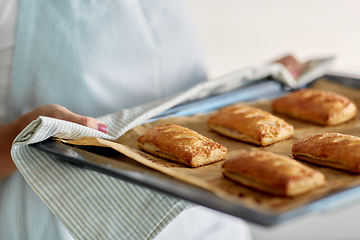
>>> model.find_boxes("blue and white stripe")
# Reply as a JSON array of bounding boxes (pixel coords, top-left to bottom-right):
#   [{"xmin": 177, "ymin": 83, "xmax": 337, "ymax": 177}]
[
  {"xmin": 7, "ymin": 0, "xmax": 208, "ymax": 123},
  {"xmin": 2, "ymin": 0, "xmax": 206, "ymax": 239}
]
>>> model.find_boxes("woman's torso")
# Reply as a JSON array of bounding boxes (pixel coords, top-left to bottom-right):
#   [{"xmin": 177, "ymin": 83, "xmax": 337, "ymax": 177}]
[
  {"xmin": 0, "ymin": 1, "xmax": 207, "ymax": 239},
  {"xmin": 5, "ymin": 0, "xmax": 208, "ymax": 123}
]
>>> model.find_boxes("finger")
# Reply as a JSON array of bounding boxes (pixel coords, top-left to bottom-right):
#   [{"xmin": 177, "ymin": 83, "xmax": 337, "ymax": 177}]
[
  {"xmin": 275, "ymin": 55, "xmax": 303, "ymax": 78},
  {"xmin": 54, "ymin": 107, "xmax": 108, "ymax": 134},
  {"xmin": 73, "ymin": 115, "xmax": 108, "ymax": 134}
]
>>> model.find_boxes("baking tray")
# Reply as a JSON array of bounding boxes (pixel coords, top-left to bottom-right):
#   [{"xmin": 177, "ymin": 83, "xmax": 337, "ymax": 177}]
[{"xmin": 30, "ymin": 74, "xmax": 360, "ymax": 226}]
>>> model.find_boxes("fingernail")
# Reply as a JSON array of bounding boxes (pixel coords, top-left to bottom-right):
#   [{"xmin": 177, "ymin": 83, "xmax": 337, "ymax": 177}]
[
  {"xmin": 97, "ymin": 123, "xmax": 108, "ymax": 134},
  {"xmin": 291, "ymin": 70, "xmax": 298, "ymax": 79}
]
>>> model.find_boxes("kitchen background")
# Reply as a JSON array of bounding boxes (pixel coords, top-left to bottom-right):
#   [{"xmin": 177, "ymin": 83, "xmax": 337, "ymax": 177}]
[
  {"xmin": 185, "ymin": 1, "xmax": 360, "ymax": 239},
  {"xmin": 186, "ymin": 0, "xmax": 360, "ymax": 78}
]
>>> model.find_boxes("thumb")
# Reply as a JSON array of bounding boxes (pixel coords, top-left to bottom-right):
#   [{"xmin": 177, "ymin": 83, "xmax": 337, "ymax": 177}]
[
  {"xmin": 78, "ymin": 116, "xmax": 108, "ymax": 134},
  {"xmin": 62, "ymin": 110, "xmax": 108, "ymax": 134},
  {"xmin": 275, "ymin": 55, "xmax": 303, "ymax": 79}
]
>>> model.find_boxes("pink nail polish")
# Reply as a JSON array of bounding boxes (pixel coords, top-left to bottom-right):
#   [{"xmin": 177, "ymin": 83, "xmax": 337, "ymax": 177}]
[{"xmin": 97, "ymin": 123, "xmax": 108, "ymax": 134}]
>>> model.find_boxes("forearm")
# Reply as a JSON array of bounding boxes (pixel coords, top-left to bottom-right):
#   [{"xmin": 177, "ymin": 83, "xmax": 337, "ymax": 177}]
[{"xmin": 0, "ymin": 118, "xmax": 25, "ymax": 180}]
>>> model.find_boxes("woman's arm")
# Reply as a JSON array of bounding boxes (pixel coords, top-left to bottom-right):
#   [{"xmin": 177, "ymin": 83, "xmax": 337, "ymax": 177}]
[{"xmin": 0, "ymin": 104, "xmax": 108, "ymax": 180}]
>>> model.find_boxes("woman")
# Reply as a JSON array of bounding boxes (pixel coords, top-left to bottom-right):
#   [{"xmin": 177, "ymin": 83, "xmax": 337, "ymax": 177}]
[{"xmin": 0, "ymin": 0, "xmax": 301, "ymax": 239}]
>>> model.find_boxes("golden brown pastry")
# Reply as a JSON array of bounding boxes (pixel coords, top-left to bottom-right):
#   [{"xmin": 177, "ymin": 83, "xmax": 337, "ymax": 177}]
[
  {"xmin": 272, "ymin": 89, "xmax": 357, "ymax": 125},
  {"xmin": 207, "ymin": 106, "xmax": 294, "ymax": 146},
  {"xmin": 222, "ymin": 151, "xmax": 325, "ymax": 196},
  {"xmin": 292, "ymin": 133, "xmax": 360, "ymax": 173},
  {"xmin": 138, "ymin": 123, "xmax": 227, "ymax": 167}
]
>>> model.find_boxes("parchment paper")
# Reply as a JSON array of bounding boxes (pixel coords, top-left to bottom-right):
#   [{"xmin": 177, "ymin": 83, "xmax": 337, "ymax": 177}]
[{"xmin": 64, "ymin": 78, "xmax": 360, "ymax": 214}]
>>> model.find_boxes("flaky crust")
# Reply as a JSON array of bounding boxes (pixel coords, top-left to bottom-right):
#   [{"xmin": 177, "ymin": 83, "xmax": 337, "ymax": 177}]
[
  {"xmin": 272, "ymin": 89, "xmax": 358, "ymax": 125},
  {"xmin": 292, "ymin": 133, "xmax": 360, "ymax": 173},
  {"xmin": 222, "ymin": 151, "xmax": 325, "ymax": 196},
  {"xmin": 207, "ymin": 106, "xmax": 294, "ymax": 146},
  {"xmin": 138, "ymin": 123, "xmax": 227, "ymax": 167}
]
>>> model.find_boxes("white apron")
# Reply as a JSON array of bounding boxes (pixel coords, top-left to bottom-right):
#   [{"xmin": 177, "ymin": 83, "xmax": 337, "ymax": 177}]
[{"xmin": 1, "ymin": 0, "xmax": 208, "ymax": 239}]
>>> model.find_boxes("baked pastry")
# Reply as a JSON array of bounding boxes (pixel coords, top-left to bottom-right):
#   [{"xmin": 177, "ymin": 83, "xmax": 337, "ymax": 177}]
[
  {"xmin": 222, "ymin": 151, "xmax": 325, "ymax": 196},
  {"xmin": 137, "ymin": 123, "xmax": 227, "ymax": 167},
  {"xmin": 207, "ymin": 106, "xmax": 294, "ymax": 146},
  {"xmin": 292, "ymin": 133, "xmax": 360, "ymax": 173},
  {"xmin": 272, "ymin": 89, "xmax": 357, "ymax": 125}
]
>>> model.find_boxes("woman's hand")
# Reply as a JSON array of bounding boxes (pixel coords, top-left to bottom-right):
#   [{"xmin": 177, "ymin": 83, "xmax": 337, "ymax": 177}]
[
  {"xmin": 19, "ymin": 104, "xmax": 108, "ymax": 133},
  {"xmin": 0, "ymin": 104, "xmax": 108, "ymax": 180},
  {"xmin": 275, "ymin": 55, "xmax": 303, "ymax": 79}
]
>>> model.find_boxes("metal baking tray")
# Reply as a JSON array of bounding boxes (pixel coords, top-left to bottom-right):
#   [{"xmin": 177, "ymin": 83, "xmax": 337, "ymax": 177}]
[{"xmin": 30, "ymin": 74, "xmax": 360, "ymax": 226}]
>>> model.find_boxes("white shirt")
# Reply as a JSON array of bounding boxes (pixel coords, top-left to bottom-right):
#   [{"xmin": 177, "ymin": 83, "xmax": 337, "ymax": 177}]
[{"xmin": 0, "ymin": 0, "xmax": 17, "ymax": 124}]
